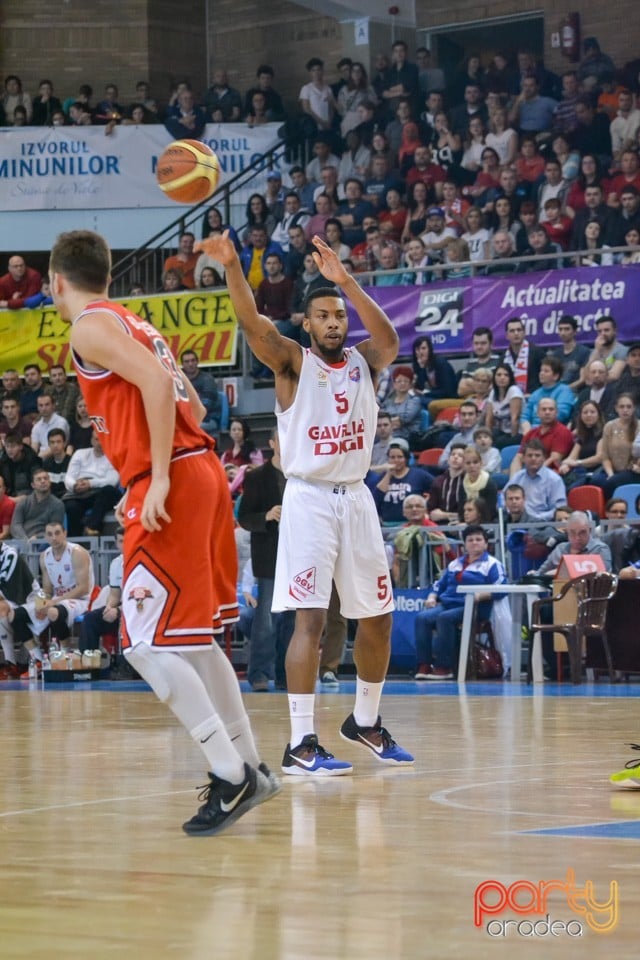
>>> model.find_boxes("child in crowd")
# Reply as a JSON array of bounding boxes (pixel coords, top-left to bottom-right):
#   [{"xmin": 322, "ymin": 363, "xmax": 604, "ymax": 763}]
[
  {"xmin": 23, "ymin": 280, "xmax": 53, "ymax": 309},
  {"xmin": 442, "ymin": 238, "xmax": 472, "ymax": 279},
  {"xmin": 473, "ymin": 427, "xmax": 501, "ymax": 474},
  {"xmin": 541, "ymin": 198, "xmax": 573, "ymax": 251}
]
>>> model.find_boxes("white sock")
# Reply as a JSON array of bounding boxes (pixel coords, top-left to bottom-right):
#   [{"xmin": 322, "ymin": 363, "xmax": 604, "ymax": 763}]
[
  {"xmin": 353, "ymin": 677, "xmax": 384, "ymax": 728},
  {"xmin": 288, "ymin": 693, "xmax": 315, "ymax": 746},
  {"xmin": 187, "ymin": 646, "xmax": 262, "ymax": 767},
  {"xmin": 190, "ymin": 718, "xmax": 246, "ymax": 784},
  {"xmin": 225, "ymin": 717, "xmax": 261, "ymax": 769}
]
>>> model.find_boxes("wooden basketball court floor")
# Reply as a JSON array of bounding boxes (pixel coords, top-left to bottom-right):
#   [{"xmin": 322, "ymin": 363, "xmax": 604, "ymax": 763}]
[{"xmin": 1, "ymin": 679, "xmax": 640, "ymax": 960}]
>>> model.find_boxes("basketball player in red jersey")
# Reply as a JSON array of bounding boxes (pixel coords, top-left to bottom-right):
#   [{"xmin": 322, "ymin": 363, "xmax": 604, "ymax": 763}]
[
  {"xmin": 196, "ymin": 231, "xmax": 414, "ymax": 774},
  {"xmin": 49, "ymin": 230, "xmax": 280, "ymax": 836}
]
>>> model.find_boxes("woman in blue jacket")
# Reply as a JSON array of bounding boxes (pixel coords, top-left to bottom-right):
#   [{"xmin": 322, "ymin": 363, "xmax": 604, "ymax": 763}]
[{"xmin": 414, "ymin": 524, "xmax": 507, "ymax": 679}]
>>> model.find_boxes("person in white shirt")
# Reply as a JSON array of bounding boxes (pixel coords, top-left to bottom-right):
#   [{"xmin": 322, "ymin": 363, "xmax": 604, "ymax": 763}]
[
  {"xmin": 610, "ymin": 90, "xmax": 640, "ymax": 166},
  {"xmin": 63, "ymin": 433, "xmax": 121, "ymax": 536},
  {"xmin": 30, "ymin": 392, "xmax": 69, "ymax": 457},
  {"xmin": 299, "ymin": 58, "xmax": 336, "ymax": 133}
]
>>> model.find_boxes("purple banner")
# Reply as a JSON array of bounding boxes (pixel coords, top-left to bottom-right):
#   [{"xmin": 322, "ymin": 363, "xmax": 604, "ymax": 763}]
[{"xmin": 345, "ymin": 265, "xmax": 640, "ymax": 355}]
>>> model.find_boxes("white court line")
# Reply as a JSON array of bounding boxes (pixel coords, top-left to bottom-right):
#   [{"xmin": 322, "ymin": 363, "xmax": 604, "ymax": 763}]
[
  {"xmin": 0, "ymin": 788, "xmax": 194, "ymax": 820},
  {"xmin": 429, "ymin": 778, "xmax": 618, "ymax": 822}
]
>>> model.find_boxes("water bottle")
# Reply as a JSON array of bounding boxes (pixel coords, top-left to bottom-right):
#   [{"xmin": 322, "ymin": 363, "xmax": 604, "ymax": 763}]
[
  {"xmin": 28, "ymin": 658, "xmax": 37, "ymax": 680},
  {"xmin": 42, "ymin": 653, "xmax": 52, "ymax": 671}
]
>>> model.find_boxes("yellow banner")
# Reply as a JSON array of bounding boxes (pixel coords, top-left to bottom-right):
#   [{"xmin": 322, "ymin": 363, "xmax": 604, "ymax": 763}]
[{"xmin": 0, "ymin": 289, "xmax": 238, "ymax": 373}]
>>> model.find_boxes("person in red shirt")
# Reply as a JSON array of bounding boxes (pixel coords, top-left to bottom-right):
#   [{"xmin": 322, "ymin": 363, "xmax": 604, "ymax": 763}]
[
  {"xmin": 162, "ymin": 231, "xmax": 200, "ymax": 289},
  {"xmin": 607, "ymin": 150, "xmax": 640, "ymax": 206},
  {"xmin": 0, "ymin": 476, "xmax": 16, "ymax": 539},
  {"xmin": 510, "ymin": 397, "xmax": 574, "ymax": 475},
  {"xmin": 49, "ymin": 228, "xmax": 279, "ymax": 837},
  {"xmin": 515, "ymin": 136, "xmax": 546, "ymax": 183},
  {"xmin": 541, "ymin": 198, "xmax": 573, "ymax": 250},
  {"xmin": 405, "ymin": 144, "xmax": 447, "ymax": 199},
  {"xmin": 0, "ymin": 255, "xmax": 41, "ymax": 309}
]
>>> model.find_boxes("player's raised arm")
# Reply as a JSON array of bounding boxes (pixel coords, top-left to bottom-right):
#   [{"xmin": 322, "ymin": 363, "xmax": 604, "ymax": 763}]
[
  {"xmin": 195, "ymin": 233, "xmax": 300, "ymax": 375},
  {"xmin": 310, "ymin": 235, "xmax": 399, "ymax": 373}
]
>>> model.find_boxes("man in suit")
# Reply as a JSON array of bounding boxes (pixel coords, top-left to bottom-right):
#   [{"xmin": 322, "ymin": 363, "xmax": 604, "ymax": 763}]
[
  {"xmin": 575, "ymin": 360, "xmax": 618, "ymax": 421},
  {"xmin": 237, "ymin": 429, "xmax": 294, "ymax": 691}
]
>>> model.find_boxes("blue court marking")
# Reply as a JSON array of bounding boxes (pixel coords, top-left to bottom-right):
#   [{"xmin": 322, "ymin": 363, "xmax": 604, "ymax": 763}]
[
  {"xmin": 5, "ymin": 678, "xmax": 640, "ymax": 697},
  {"xmin": 523, "ymin": 820, "xmax": 640, "ymax": 840}
]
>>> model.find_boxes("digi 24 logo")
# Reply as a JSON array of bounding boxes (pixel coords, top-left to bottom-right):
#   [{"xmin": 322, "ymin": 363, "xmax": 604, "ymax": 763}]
[{"xmin": 414, "ymin": 287, "xmax": 465, "ymax": 347}]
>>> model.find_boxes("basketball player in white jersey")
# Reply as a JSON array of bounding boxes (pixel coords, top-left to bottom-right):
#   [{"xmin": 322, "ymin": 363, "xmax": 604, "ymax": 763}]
[
  {"xmin": 196, "ymin": 232, "xmax": 414, "ymax": 774},
  {"xmin": 10, "ymin": 521, "xmax": 94, "ymax": 670}
]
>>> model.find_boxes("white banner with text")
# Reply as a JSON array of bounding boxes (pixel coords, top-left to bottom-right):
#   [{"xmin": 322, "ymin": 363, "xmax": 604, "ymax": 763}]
[{"xmin": 0, "ymin": 123, "xmax": 282, "ymax": 211}]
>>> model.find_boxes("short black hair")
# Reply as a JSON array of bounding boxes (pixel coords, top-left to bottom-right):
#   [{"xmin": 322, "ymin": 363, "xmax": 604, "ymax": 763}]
[
  {"xmin": 303, "ymin": 285, "xmax": 340, "ymax": 316},
  {"xmin": 472, "ymin": 326, "xmax": 493, "ymax": 341},
  {"xmin": 462, "ymin": 524, "xmax": 488, "ymax": 542},
  {"xmin": 596, "ymin": 315, "xmax": 617, "ymax": 329},
  {"xmin": 557, "ymin": 314, "xmax": 577, "ymax": 330},
  {"xmin": 257, "ymin": 64, "xmax": 274, "ymax": 77}
]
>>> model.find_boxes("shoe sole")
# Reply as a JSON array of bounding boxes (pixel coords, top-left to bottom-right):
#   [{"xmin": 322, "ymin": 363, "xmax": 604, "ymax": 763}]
[
  {"xmin": 281, "ymin": 762, "xmax": 352, "ymax": 777},
  {"xmin": 610, "ymin": 775, "xmax": 640, "ymax": 789},
  {"xmin": 255, "ymin": 767, "xmax": 283, "ymax": 804},
  {"xmin": 182, "ymin": 792, "xmax": 259, "ymax": 837},
  {"xmin": 339, "ymin": 731, "xmax": 415, "ymax": 765}
]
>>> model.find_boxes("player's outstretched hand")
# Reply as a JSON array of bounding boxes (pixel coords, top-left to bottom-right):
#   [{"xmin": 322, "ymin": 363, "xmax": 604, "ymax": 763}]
[
  {"xmin": 141, "ymin": 477, "xmax": 172, "ymax": 532},
  {"xmin": 311, "ymin": 235, "xmax": 349, "ymax": 285},
  {"xmin": 194, "ymin": 230, "xmax": 237, "ymax": 267}
]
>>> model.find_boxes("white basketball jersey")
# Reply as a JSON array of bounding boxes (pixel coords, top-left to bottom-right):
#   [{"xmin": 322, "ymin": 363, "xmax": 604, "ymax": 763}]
[
  {"xmin": 277, "ymin": 347, "xmax": 377, "ymax": 483},
  {"xmin": 43, "ymin": 543, "xmax": 94, "ymax": 600}
]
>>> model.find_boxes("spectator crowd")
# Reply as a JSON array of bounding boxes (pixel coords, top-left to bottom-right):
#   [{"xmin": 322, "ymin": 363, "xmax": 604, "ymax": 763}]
[{"xmin": 4, "ymin": 34, "xmax": 640, "ymax": 682}]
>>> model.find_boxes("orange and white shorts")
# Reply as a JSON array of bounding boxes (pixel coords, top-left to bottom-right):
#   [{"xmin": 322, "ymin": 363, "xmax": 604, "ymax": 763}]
[{"xmin": 121, "ymin": 450, "xmax": 238, "ymax": 651}]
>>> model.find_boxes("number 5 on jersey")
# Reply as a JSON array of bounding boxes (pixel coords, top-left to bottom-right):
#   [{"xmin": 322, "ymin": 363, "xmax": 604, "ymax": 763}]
[{"xmin": 334, "ymin": 391, "xmax": 349, "ymax": 414}]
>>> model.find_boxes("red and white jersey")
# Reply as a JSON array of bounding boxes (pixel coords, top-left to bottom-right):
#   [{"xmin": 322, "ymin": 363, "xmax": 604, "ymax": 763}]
[
  {"xmin": 42, "ymin": 542, "xmax": 94, "ymax": 600},
  {"xmin": 276, "ymin": 347, "xmax": 376, "ymax": 484},
  {"xmin": 72, "ymin": 300, "xmax": 212, "ymax": 487}
]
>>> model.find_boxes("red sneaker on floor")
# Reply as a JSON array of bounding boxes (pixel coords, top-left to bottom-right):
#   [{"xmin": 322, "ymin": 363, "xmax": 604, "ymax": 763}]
[
  {"xmin": 415, "ymin": 663, "xmax": 432, "ymax": 680},
  {"xmin": 426, "ymin": 666, "xmax": 454, "ymax": 680}
]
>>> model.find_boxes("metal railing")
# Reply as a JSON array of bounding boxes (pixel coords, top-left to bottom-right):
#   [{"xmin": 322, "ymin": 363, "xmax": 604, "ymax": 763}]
[
  {"xmin": 355, "ymin": 244, "xmax": 640, "ymax": 285},
  {"xmin": 109, "ymin": 138, "xmax": 293, "ymax": 297}
]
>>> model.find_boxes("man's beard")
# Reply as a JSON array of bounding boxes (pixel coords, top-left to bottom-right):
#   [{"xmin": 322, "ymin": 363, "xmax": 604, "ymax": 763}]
[{"xmin": 311, "ymin": 332, "xmax": 346, "ymax": 362}]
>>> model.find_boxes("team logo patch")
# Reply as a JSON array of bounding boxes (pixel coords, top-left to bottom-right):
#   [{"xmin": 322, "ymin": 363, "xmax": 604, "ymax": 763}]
[
  {"xmin": 290, "ymin": 566, "xmax": 316, "ymax": 601},
  {"xmin": 129, "ymin": 585, "xmax": 154, "ymax": 611},
  {"xmin": 317, "ymin": 369, "xmax": 328, "ymax": 388},
  {"xmin": 349, "ymin": 367, "xmax": 360, "ymax": 382}
]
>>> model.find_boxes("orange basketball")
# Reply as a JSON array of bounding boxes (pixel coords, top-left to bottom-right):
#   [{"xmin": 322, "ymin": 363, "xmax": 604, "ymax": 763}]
[{"xmin": 156, "ymin": 139, "xmax": 221, "ymax": 204}]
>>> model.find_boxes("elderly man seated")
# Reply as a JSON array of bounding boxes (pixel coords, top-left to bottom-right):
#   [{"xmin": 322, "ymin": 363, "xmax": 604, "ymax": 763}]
[
  {"xmin": 388, "ymin": 494, "xmax": 448, "ymax": 587},
  {"xmin": 531, "ymin": 510, "xmax": 612, "ymax": 679}
]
